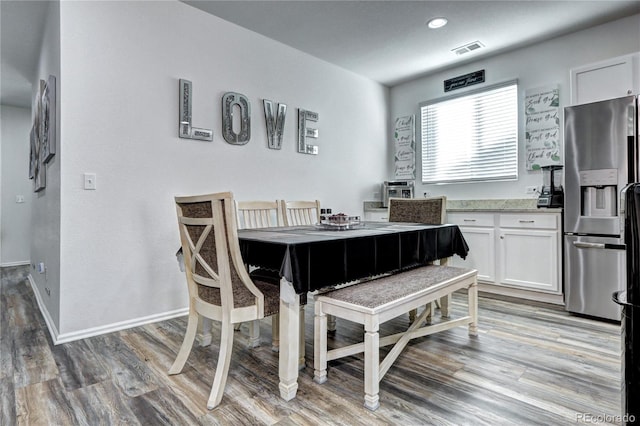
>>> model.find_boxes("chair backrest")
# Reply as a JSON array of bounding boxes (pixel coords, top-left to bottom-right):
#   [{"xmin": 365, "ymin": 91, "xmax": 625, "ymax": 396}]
[
  {"xmin": 282, "ymin": 200, "xmax": 321, "ymax": 226},
  {"xmin": 387, "ymin": 196, "xmax": 447, "ymax": 225},
  {"xmin": 175, "ymin": 191, "xmax": 266, "ymax": 317},
  {"xmin": 235, "ymin": 200, "xmax": 284, "ymax": 229}
]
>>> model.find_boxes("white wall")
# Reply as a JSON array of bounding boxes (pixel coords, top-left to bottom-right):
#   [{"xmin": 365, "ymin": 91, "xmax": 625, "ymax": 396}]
[
  {"xmin": 390, "ymin": 14, "xmax": 640, "ymax": 201},
  {"xmin": 51, "ymin": 1, "xmax": 389, "ymax": 339},
  {"xmin": 0, "ymin": 106, "xmax": 32, "ymax": 266},
  {"xmin": 30, "ymin": 0, "xmax": 62, "ymax": 334}
]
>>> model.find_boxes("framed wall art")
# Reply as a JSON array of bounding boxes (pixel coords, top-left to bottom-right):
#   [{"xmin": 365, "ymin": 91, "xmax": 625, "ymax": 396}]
[
  {"xmin": 40, "ymin": 75, "xmax": 56, "ymax": 163},
  {"xmin": 29, "ymin": 126, "xmax": 37, "ymax": 180},
  {"xmin": 393, "ymin": 115, "xmax": 416, "ymax": 180},
  {"xmin": 525, "ymin": 84, "xmax": 560, "ymax": 170},
  {"xmin": 31, "ymin": 79, "xmax": 46, "ymax": 192}
]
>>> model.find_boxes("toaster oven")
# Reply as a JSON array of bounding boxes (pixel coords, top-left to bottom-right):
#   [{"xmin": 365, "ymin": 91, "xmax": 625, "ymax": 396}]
[{"xmin": 382, "ymin": 181, "xmax": 414, "ymax": 207}]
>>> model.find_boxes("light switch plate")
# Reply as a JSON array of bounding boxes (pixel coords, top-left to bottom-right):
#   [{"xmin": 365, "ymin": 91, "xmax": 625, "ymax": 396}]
[{"xmin": 84, "ymin": 173, "xmax": 97, "ymax": 190}]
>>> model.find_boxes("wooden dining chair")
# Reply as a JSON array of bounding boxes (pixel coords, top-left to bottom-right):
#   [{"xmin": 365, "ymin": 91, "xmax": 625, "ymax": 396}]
[
  {"xmin": 235, "ymin": 200, "xmax": 285, "ymax": 349},
  {"xmin": 169, "ymin": 191, "xmax": 282, "ymax": 409},
  {"xmin": 387, "ymin": 196, "xmax": 449, "ymax": 320},
  {"xmin": 282, "ymin": 200, "xmax": 321, "ymax": 226},
  {"xmin": 236, "ymin": 200, "xmax": 285, "ymax": 229},
  {"xmin": 387, "ymin": 196, "xmax": 447, "ymax": 224}
]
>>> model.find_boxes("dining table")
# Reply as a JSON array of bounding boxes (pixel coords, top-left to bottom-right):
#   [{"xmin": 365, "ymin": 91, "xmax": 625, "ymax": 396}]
[{"xmin": 237, "ymin": 221, "xmax": 469, "ymax": 401}]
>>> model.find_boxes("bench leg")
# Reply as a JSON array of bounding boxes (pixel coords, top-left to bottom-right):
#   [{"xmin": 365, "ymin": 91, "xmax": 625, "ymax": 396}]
[
  {"xmin": 440, "ymin": 295, "xmax": 450, "ymax": 319},
  {"xmin": 468, "ymin": 280, "xmax": 478, "ymax": 336},
  {"xmin": 408, "ymin": 308, "xmax": 417, "ymax": 323},
  {"xmin": 327, "ymin": 314, "xmax": 337, "ymax": 334},
  {"xmin": 363, "ymin": 323, "xmax": 380, "ymax": 411},
  {"xmin": 313, "ymin": 304, "xmax": 328, "ymax": 384}
]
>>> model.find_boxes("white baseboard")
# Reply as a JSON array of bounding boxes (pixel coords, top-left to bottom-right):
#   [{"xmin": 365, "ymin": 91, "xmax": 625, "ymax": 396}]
[
  {"xmin": 1, "ymin": 260, "xmax": 31, "ymax": 267},
  {"xmin": 27, "ymin": 274, "xmax": 60, "ymax": 343},
  {"xmin": 478, "ymin": 282, "xmax": 565, "ymax": 305},
  {"xmin": 55, "ymin": 307, "xmax": 189, "ymax": 345},
  {"xmin": 26, "ymin": 274, "xmax": 188, "ymax": 345}
]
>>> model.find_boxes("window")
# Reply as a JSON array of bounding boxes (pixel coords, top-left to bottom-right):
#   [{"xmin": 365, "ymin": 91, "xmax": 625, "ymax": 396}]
[{"xmin": 420, "ymin": 81, "xmax": 518, "ymax": 184}]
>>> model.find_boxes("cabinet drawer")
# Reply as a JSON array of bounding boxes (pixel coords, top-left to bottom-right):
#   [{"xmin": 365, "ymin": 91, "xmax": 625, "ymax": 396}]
[
  {"xmin": 499, "ymin": 213, "xmax": 558, "ymax": 230},
  {"xmin": 447, "ymin": 212, "xmax": 495, "ymax": 227}
]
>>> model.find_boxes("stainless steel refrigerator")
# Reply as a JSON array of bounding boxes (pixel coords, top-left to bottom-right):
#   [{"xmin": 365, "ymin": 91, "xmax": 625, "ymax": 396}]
[{"xmin": 564, "ymin": 95, "xmax": 639, "ymax": 321}]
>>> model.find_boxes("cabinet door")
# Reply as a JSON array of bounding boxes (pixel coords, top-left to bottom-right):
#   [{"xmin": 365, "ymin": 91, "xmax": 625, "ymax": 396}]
[
  {"xmin": 450, "ymin": 226, "xmax": 495, "ymax": 283},
  {"xmin": 571, "ymin": 53, "xmax": 639, "ymax": 105},
  {"xmin": 498, "ymin": 229, "xmax": 560, "ymax": 293}
]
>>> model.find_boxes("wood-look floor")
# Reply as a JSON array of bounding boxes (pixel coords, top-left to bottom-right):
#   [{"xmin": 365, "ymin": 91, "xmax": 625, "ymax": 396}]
[{"xmin": 1, "ymin": 265, "xmax": 623, "ymax": 425}]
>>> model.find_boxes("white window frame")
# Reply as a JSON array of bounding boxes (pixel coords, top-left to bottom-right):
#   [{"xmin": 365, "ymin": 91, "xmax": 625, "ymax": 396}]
[{"xmin": 420, "ymin": 80, "xmax": 518, "ymax": 184}]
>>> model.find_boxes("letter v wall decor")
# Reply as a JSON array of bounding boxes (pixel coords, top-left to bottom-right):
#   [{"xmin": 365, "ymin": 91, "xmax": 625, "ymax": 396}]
[{"xmin": 263, "ymin": 100, "xmax": 287, "ymax": 149}]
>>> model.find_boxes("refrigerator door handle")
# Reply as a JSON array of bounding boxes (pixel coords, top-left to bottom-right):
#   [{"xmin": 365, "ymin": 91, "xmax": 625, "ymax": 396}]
[
  {"xmin": 612, "ymin": 290, "xmax": 631, "ymax": 307},
  {"xmin": 572, "ymin": 241, "xmax": 605, "ymax": 249},
  {"xmin": 572, "ymin": 241, "xmax": 626, "ymax": 250}
]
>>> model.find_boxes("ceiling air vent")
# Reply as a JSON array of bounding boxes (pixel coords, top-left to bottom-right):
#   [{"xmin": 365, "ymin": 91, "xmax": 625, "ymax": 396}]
[{"xmin": 452, "ymin": 41, "xmax": 485, "ymax": 56}]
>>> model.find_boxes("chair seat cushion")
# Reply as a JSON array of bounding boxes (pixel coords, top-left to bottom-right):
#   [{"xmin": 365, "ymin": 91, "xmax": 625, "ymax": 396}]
[{"xmin": 253, "ymin": 279, "xmax": 282, "ymax": 317}]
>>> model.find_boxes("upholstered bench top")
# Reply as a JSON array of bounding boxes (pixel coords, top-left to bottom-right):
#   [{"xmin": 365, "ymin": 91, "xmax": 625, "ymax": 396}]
[{"xmin": 317, "ymin": 265, "xmax": 475, "ymax": 309}]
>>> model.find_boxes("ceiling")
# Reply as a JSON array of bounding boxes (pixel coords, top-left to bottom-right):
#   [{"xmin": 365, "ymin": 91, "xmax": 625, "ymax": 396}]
[
  {"xmin": 183, "ymin": 0, "xmax": 640, "ymax": 85},
  {"xmin": 2, "ymin": 1, "xmax": 639, "ymax": 109},
  {"xmin": 0, "ymin": 1, "xmax": 50, "ymax": 108}
]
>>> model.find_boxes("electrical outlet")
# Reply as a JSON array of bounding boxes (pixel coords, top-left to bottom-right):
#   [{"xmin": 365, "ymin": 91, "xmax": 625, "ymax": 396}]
[
  {"xmin": 423, "ymin": 192, "xmax": 431, "ymax": 198},
  {"xmin": 525, "ymin": 186, "xmax": 538, "ymax": 194}
]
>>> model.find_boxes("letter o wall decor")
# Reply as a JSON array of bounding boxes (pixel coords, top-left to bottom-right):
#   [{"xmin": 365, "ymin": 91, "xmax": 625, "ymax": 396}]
[{"xmin": 222, "ymin": 92, "xmax": 251, "ymax": 145}]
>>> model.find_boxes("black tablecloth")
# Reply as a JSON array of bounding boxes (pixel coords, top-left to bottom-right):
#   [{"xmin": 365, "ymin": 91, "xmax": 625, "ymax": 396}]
[{"xmin": 238, "ymin": 222, "xmax": 469, "ymax": 294}]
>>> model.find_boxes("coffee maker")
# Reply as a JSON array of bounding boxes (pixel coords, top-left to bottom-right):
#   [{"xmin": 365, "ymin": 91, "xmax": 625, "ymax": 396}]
[{"xmin": 537, "ymin": 165, "xmax": 564, "ymax": 208}]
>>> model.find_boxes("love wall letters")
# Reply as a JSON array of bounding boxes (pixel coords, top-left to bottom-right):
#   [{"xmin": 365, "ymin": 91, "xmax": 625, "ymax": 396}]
[{"xmin": 178, "ymin": 79, "xmax": 315, "ymax": 153}]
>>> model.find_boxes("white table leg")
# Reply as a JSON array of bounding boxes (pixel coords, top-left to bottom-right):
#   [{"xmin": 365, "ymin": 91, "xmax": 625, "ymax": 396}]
[
  {"xmin": 279, "ymin": 277, "xmax": 300, "ymax": 401},
  {"xmin": 299, "ymin": 305, "xmax": 306, "ymax": 369},
  {"xmin": 271, "ymin": 314, "xmax": 280, "ymax": 352}
]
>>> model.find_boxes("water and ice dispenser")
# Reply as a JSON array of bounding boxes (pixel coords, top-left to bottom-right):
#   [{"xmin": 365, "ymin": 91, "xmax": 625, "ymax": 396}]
[{"xmin": 580, "ymin": 169, "xmax": 618, "ymax": 217}]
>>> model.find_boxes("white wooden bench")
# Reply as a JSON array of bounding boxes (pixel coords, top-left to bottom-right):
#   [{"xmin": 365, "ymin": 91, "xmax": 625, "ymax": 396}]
[{"xmin": 313, "ymin": 264, "xmax": 478, "ymax": 411}]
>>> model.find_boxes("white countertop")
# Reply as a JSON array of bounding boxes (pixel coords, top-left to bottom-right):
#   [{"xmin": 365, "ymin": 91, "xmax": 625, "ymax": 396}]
[{"xmin": 364, "ymin": 199, "xmax": 562, "ymax": 213}]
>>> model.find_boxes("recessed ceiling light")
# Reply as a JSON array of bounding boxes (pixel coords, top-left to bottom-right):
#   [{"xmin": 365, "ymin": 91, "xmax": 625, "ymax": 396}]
[{"xmin": 427, "ymin": 17, "xmax": 448, "ymax": 29}]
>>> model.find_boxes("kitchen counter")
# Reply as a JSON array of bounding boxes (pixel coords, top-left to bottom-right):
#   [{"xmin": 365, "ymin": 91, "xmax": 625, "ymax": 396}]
[
  {"xmin": 364, "ymin": 199, "xmax": 562, "ymax": 213},
  {"xmin": 446, "ymin": 199, "xmax": 562, "ymax": 213}
]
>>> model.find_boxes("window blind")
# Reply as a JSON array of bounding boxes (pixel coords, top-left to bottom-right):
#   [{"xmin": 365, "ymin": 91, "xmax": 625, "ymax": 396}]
[{"xmin": 420, "ymin": 82, "xmax": 518, "ymax": 184}]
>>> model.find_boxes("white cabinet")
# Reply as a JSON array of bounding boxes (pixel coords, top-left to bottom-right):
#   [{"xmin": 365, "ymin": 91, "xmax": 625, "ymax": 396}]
[
  {"xmin": 570, "ymin": 53, "xmax": 639, "ymax": 105},
  {"xmin": 448, "ymin": 212, "xmax": 495, "ymax": 283},
  {"xmin": 448, "ymin": 210, "xmax": 562, "ymax": 302},
  {"xmin": 497, "ymin": 214, "xmax": 561, "ymax": 293}
]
